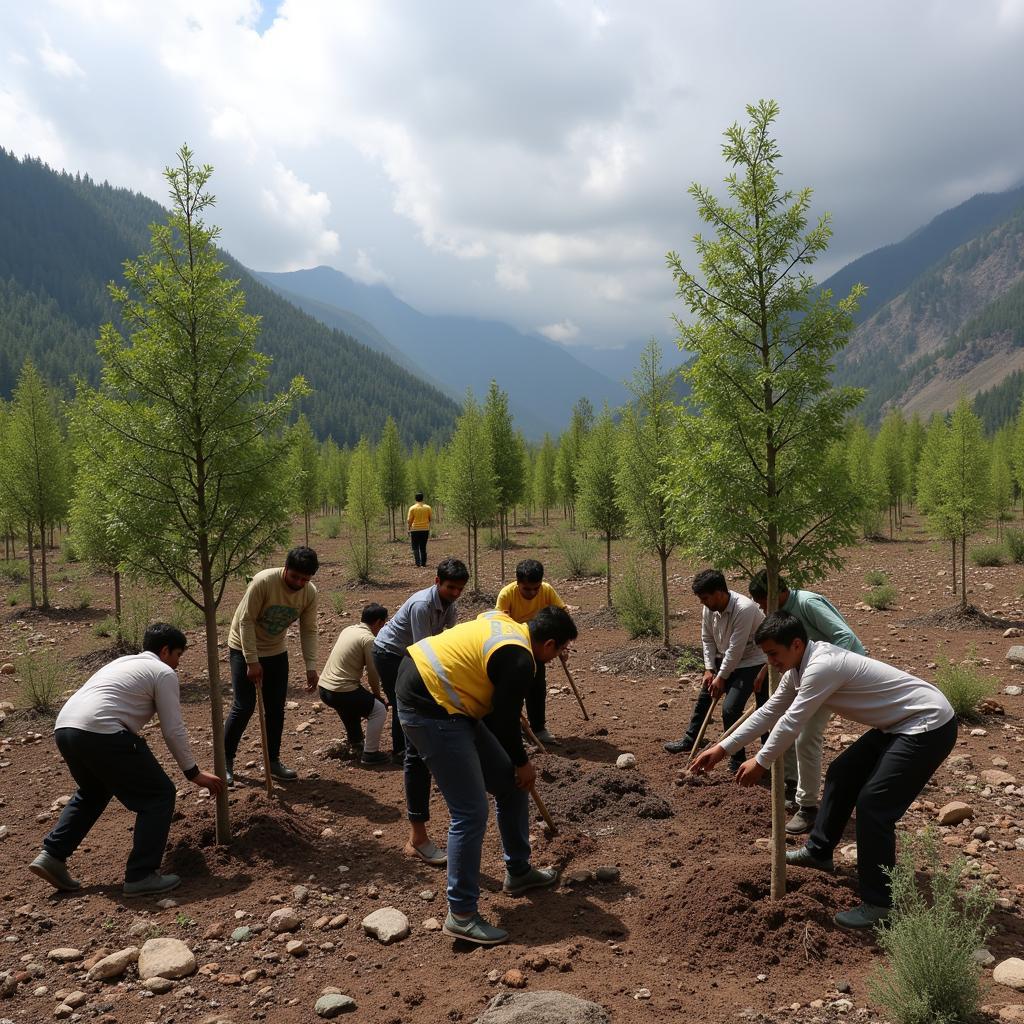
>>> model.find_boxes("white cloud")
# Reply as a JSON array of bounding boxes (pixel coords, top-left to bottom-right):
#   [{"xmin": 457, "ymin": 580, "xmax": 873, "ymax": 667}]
[
  {"xmin": 495, "ymin": 258, "xmax": 529, "ymax": 293},
  {"xmin": 38, "ymin": 37, "xmax": 85, "ymax": 79},
  {"xmin": 352, "ymin": 248, "xmax": 389, "ymax": 285},
  {"xmin": 538, "ymin": 318, "xmax": 581, "ymax": 343}
]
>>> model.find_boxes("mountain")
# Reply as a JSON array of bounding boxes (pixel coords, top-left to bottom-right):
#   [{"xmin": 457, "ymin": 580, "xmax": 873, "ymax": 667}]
[
  {"xmin": 826, "ymin": 183, "xmax": 1024, "ymax": 426},
  {"xmin": 256, "ymin": 266, "xmax": 628, "ymax": 437},
  {"xmin": 0, "ymin": 149, "xmax": 459, "ymax": 445}
]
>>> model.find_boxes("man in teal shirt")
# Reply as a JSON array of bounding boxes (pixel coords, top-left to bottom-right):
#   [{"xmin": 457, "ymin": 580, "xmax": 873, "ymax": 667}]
[{"xmin": 748, "ymin": 571, "xmax": 866, "ymax": 834}]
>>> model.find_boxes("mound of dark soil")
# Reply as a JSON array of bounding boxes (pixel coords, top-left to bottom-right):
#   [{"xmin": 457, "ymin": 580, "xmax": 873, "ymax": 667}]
[
  {"xmin": 595, "ymin": 642, "xmax": 688, "ymax": 677},
  {"xmin": 902, "ymin": 603, "xmax": 1024, "ymax": 630},
  {"xmin": 538, "ymin": 757, "xmax": 673, "ymax": 823},
  {"xmin": 455, "ymin": 591, "xmax": 500, "ymax": 616},
  {"xmin": 73, "ymin": 639, "xmax": 139, "ymax": 671}
]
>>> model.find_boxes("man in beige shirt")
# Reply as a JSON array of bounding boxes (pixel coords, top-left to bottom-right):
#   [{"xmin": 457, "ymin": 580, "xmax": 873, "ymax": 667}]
[
  {"xmin": 319, "ymin": 604, "xmax": 390, "ymax": 766},
  {"xmin": 224, "ymin": 546, "xmax": 319, "ymax": 785}
]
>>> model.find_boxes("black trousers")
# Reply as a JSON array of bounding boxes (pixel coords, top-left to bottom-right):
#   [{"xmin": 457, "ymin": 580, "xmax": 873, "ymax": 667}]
[
  {"xmin": 44, "ymin": 728, "xmax": 177, "ymax": 883},
  {"xmin": 805, "ymin": 717, "xmax": 958, "ymax": 906},
  {"xmin": 683, "ymin": 663, "xmax": 766, "ymax": 771},
  {"xmin": 223, "ymin": 648, "xmax": 289, "ymax": 763},
  {"xmin": 525, "ymin": 660, "xmax": 547, "ymax": 731},
  {"xmin": 410, "ymin": 530, "xmax": 430, "ymax": 567},
  {"xmin": 373, "ymin": 648, "xmax": 406, "ymax": 755},
  {"xmin": 319, "ymin": 685, "xmax": 375, "ymax": 747}
]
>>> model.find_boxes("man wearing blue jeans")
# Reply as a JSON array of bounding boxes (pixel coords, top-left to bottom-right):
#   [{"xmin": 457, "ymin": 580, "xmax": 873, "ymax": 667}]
[{"xmin": 396, "ymin": 606, "xmax": 577, "ymax": 945}]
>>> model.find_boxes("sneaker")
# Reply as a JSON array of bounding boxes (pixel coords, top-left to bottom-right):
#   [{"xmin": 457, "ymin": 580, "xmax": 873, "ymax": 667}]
[
  {"xmin": 785, "ymin": 805, "xmax": 818, "ymax": 835},
  {"xmin": 442, "ymin": 912, "xmax": 508, "ymax": 945},
  {"xmin": 391, "ymin": 751, "xmax": 405, "ymax": 765},
  {"xmin": 29, "ymin": 852, "xmax": 81, "ymax": 893},
  {"xmin": 269, "ymin": 761, "xmax": 297, "ymax": 781},
  {"xmin": 405, "ymin": 840, "xmax": 448, "ymax": 867},
  {"xmin": 123, "ymin": 873, "xmax": 181, "ymax": 897},
  {"xmin": 502, "ymin": 866, "xmax": 559, "ymax": 896},
  {"xmin": 834, "ymin": 903, "xmax": 890, "ymax": 930},
  {"xmin": 225, "ymin": 761, "xmax": 234, "ymax": 787},
  {"xmin": 360, "ymin": 751, "xmax": 389, "ymax": 766},
  {"xmin": 533, "ymin": 728, "xmax": 558, "ymax": 746},
  {"xmin": 663, "ymin": 737, "xmax": 706, "ymax": 755},
  {"xmin": 784, "ymin": 778, "xmax": 797, "ymax": 811},
  {"xmin": 785, "ymin": 845, "xmax": 834, "ymax": 873}
]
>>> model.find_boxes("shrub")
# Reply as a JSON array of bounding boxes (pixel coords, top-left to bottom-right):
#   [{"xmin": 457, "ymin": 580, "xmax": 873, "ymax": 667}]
[
  {"xmin": 1005, "ymin": 528, "xmax": 1024, "ymax": 565},
  {"xmin": 170, "ymin": 596, "xmax": 205, "ymax": 631},
  {"xmin": 92, "ymin": 616, "xmax": 116, "ymax": 639},
  {"xmin": 865, "ymin": 569, "xmax": 888, "ymax": 586},
  {"xmin": 18, "ymin": 649, "xmax": 66, "ymax": 715},
  {"xmin": 870, "ymin": 830, "xmax": 994, "ymax": 1024},
  {"xmin": 0, "ymin": 560, "xmax": 28, "ymax": 584},
  {"xmin": 347, "ymin": 537, "xmax": 379, "ymax": 584},
  {"xmin": 74, "ymin": 589, "xmax": 92, "ymax": 611},
  {"xmin": 321, "ymin": 516, "xmax": 341, "ymax": 540},
  {"xmin": 330, "ymin": 592, "xmax": 346, "ymax": 616},
  {"xmin": 864, "ymin": 584, "xmax": 898, "ymax": 610},
  {"xmin": 120, "ymin": 590, "xmax": 156, "ymax": 650},
  {"xmin": 614, "ymin": 561, "xmax": 663, "ymax": 638},
  {"xmin": 61, "ymin": 534, "xmax": 80, "ymax": 563},
  {"xmin": 554, "ymin": 528, "xmax": 600, "ymax": 579},
  {"xmin": 676, "ymin": 648, "xmax": 703, "ymax": 673},
  {"xmin": 969, "ymin": 543, "xmax": 1007, "ymax": 567},
  {"xmin": 933, "ymin": 658, "xmax": 997, "ymax": 721}
]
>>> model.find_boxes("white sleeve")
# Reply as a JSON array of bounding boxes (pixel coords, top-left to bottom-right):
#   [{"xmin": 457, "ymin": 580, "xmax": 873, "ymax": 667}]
[{"xmin": 153, "ymin": 668, "xmax": 198, "ymax": 774}]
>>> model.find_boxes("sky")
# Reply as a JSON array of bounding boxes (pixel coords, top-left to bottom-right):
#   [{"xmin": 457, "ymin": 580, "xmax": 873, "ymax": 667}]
[{"xmin": 2, "ymin": 0, "xmax": 1024, "ymax": 355}]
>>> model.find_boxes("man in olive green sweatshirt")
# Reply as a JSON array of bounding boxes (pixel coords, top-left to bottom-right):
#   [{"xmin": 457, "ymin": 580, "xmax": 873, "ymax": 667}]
[{"xmin": 224, "ymin": 547, "xmax": 320, "ymax": 784}]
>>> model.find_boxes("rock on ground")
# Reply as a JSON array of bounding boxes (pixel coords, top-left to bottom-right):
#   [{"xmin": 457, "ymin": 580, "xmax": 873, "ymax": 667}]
[
  {"xmin": 361, "ymin": 908, "xmax": 410, "ymax": 944},
  {"xmin": 615, "ymin": 753, "xmax": 636, "ymax": 770},
  {"xmin": 267, "ymin": 907, "xmax": 301, "ymax": 933},
  {"xmin": 87, "ymin": 946, "xmax": 139, "ymax": 981},
  {"xmin": 137, "ymin": 937, "xmax": 197, "ymax": 980},
  {"xmin": 937, "ymin": 801, "xmax": 973, "ymax": 825},
  {"xmin": 994, "ymin": 958, "xmax": 1024, "ymax": 991},
  {"xmin": 315, "ymin": 993, "xmax": 357, "ymax": 1017},
  {"xmin": 1007, "ymin": 646, "xmax": 1024, "ymax": 665},
  {"xmin": 475, "ymin": 990, "xmax": 611, "ymax": 1023}
]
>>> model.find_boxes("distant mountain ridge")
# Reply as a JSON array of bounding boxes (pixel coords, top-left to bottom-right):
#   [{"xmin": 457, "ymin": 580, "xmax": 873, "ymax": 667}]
[
  {"xmin": 0, "ymin": 149, "xmax": 459, "ymax": 444},
  {"xmin": 257, "ymin": 266, "xmax": 629, "ymax": 437}
]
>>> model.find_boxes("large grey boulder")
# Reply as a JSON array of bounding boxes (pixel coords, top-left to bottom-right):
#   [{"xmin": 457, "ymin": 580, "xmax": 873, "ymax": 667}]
[
  {"xmin": 1007, "ymin": 646, "xmax": 1024, "ymax": 665},
  {"xmin": 475, "ymin": 991, "xmax": 611, "ymax": 1023},
  {"xmin": 137, "ymin": 937, "xmax": 196, "ymax": 980}
]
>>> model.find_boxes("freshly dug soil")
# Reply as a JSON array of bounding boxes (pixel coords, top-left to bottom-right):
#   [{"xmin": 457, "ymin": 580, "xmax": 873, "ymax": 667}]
[
  {"xmin": 595, "ymin": 641, "xmax": 686, "ymax": 677},
  {"xmin": 902, "ymin": 603, "xmax": 1024, "ymax": 630},
  {"xmin": 538, "ymin": 757, "xmax": 673, "ymax": 823}
]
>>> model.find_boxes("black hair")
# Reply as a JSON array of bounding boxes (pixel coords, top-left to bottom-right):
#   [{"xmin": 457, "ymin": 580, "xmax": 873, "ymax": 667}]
[
  {"xmin": 415, "ymin": 492, "xmax": 424, "ymax": 502},
  {"xmin": 748, "ymin": 569, "xmax": 788, "ymax": 602},
  {"xmin": 528, "ymin": 606, "xmax": 578, "ymax": 647},
  {"xmin": 515, "ymin": 558, "xmax": 544, "ymax": 584},
  {"xmin": 143, "ymin": 622, "xmax": 187, "ymax": 655},
  {"xmin": 285, "ymin": 546, "xmax": 319, "ymax": 575},
  {"xmin": 754, "ymin": 611, "xmax": 808, "ymax": 647},
  {"xmin": 691, "ymin": 568, "xmax": 728, "ymax": 596},
  {"xmin": 361, "ymin": 603, "xmax": 388, "ymax": 626},
  {"xmin": 436, "ymin": 557, "xmax": 470, "ymax": 584}
]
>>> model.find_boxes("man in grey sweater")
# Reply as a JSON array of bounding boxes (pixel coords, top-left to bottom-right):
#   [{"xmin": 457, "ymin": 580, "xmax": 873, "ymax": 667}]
[{"xmin": 29, "ymin": 623, "xmax": 223, "ymax": 897}]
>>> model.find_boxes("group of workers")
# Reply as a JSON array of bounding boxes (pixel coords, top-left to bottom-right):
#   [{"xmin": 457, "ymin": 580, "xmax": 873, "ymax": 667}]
[{"xmin": 27, "ymin": 502, "xmax": 959, "ymax": 942}]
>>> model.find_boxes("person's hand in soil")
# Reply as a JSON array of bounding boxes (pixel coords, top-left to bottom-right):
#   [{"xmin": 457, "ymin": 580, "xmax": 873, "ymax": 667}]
[
  {"xmin": 305, "ymin": 668, "xmax": 319, "ymax": 693},
  {"xmin": 702, "ymin": 669, "xmax": 715, "ymax": 690},
  {"xmin": 709, "ymin": 676, "xmax": 725, "ymax": 699},
  {"xmin": 733, "ymin": 758, "xmax": 766, "ymax": 787},
  {"xmin": 192, "ymin": 770, "xmax": 225, "ymax": 796},
  {"xmin": 689, "ymin": 743, "xmax": 726, "ymax": 774},
  {"xmin": 515, "ymin": 761, "xmax": 536, "ymax": 791},
  {"xmin": 247, "ymin": 662, "xmax": 264, "ymax": 686}
]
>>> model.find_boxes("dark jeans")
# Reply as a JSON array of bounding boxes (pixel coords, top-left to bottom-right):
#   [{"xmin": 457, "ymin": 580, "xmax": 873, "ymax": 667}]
[
  {"xmin": 44, "ymin": 728, "xmax": 177, "ymax": 883},
  {"xmin": 410, "ymin": 530, "xmax": 429, "ymax": 567},
  {"xmin": 319, "ymin": 685, "xmax": 375, "ymax": 747},
  {"xmin": 398, "ymin": 708, "xmax": 531, "ymax": 914},
  {"xmin": 806, "ymin": 717, "xmax": 957, "ymax": 907},
  {"xmin": 224, "ymin": 648, "xmax": 289, "ymax": 763},
  {"xmin": 381, "ymin": 653, "xmax": 434, "ymax": 822},
  {"xmin": 684, "ymin": 663, "xmax": 766, "ymax": 771},
  {"xmin": 373, "ymin": 648, "xmax": 406, "ymax": 755},
  {"xmin": 525, "ymin": 660, "xmax": 547, "ymax": 731}
]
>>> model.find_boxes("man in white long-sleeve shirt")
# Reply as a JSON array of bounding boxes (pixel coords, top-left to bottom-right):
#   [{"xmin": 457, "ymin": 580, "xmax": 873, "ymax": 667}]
[
  {"xmin": 29, "ymin": 623, "xmax": 223, "ymax": 897},
  {"xmin": 691, "ymin": 611, "xmax": 957, "ymax": 929},
  {"xmin": 664, "ymin": 569, "xmax": 767, "ymax": 772}
]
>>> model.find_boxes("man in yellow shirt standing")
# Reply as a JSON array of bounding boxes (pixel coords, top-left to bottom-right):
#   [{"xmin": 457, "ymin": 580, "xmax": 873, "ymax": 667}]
[
  {"xmin": 496, "ymin": 559, "xmax": 567, "ymax": 746},
  {"xmin": 407, "ymin": 492, "xmax": 433, "ymax": 567},
  {"xmin": 223, "ymin": 546, "xmax": 320, "ymax": 785}
]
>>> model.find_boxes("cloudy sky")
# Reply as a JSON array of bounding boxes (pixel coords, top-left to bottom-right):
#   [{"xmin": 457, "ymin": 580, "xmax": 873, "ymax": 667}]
[{"xmin": 3, "ymin": 0, "xmax": 1023, "ymax": 355}]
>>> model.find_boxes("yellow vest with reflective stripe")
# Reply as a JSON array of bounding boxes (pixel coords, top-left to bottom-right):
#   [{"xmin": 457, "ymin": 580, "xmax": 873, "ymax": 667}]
[{"xmin": 408, "ymin": 611, "xmax": 534, "ymax": 719}]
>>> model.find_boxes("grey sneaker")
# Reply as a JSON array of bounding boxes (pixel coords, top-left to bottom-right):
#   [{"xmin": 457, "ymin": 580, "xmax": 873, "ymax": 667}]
[
  {"xmin": 441, "ymin": 912, "xmax": 509, "ymax": 946},
  {"xmin": 785, "ymin": 805, "xmax": 818, "ymax": 835},
  {"xmin": 123, "ymin": 873, "xmax": 181, "ymax": 897},
  {"xmin": 225, "ymin": 761, "xmax": 235, "ymax": 787},
  {"xmin": 29, "ymin": 852, "xmax": 81, "ymax": 893},
  {"xmin": 360, "ymin": 751, "xmax": 389, "ymax": 766},
  {"xmin": 834, "ymin": 903, "xmax": 890, "ymax": 930},
  {"xmin": 269, "ymin": 761, "xmax": 297, "ymax": 781},
  {"xmin": 785, "ymin": 845, "xmax": 834, "ymax": 873},
  {"xmin": 533, "ymin": 728, "xmax": 559, "ymax": 745},
  {"xmin": 503, "ymin": 866, "xmax": 559, "ymax": 896}
]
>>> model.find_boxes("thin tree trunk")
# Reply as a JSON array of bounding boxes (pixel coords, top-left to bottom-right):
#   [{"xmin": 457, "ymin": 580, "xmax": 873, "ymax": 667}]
[
  {"xmin": 114, "ymin": 570, "xmax": 122, "ymax": 623},
  {"xmin": 202, "ymin": 580, "xmax": 231, "ymax": 844},
  {"xmin": 659, "ymin": 549, "xmax": 670, "ymax": 648},
  {"xmin": 951, "ymin": 537, "xmax": 957, "ymax": 598},
  {"xmin": 466, "ymin": 524, "xmax": 472, "ymax": 570},
  {"xmin": 27, "ymin": 521, "xmax": 36, "ymax": 609},
  {"xmin": 960, "ymin": 528, "xmax": 967, "ymax": 610},
  {"xmin": 39, "ymin": 514, "xmax": 49, "ymax": 608},
  {"xmin": 499, "ymin": 511, "xmax": 506, "ymax": 584},
  {"xmin": 605, "ymin": 533, "xmax": 612, "ymax": 606},
  {"xmin": 472, "ymin": 524, "xmax": 479, "ymax": 592}
]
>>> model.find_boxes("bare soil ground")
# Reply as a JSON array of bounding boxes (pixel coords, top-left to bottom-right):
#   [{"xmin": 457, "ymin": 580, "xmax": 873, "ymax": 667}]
[{"xmin": 1, "ymin": 511, "xmax": 1023, "ymax": 1022}]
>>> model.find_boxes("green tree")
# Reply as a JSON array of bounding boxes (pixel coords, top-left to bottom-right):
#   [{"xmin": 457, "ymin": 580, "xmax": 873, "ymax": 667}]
[
  {"xmin": 916, "ymin": 413, "xmax": 961, "ymax": 593},
  {"xmin": 555, "ymin": 399, "xmax": 592, "ymax": 529},
  {"xmin": 288, "ymin": 415, "xmax": 319, "ymax": 545},
  {"xmin": 376, "ymin": 416, "xmax": 408, "ymax": 542},
  {"xmin": 1013, "ymin": 399, "xmax": 1024, "ymax": 511},
  {"xmin": 846, "ymin": 421, "xmax": 885, "ymax": 538},
  {"xmin": 1, "ymin": 361, "xmax": 68, "ymax": 609},
  {"xmin": 902, "ymin": 412, "xmax": 926, "ymax": 507},
  {"xmin": 578, "ymin": 406, "xmax": 624, "ymax": 605},
  {"xmin": 989, "ymin": 428, "xmax": 1014, "ymax": 534},
  {"xmin": 319, "ymin": 437, "xmax": 348, "ymax": 514},
  {"xmin": 483, "ymin": 380, "xmax": 525, "ymax": 581},
  {"xmin": 443, "ymin": 393, "xmax": 496, "ymax": 592},
  {"xmin": 534, "ymin": 433, "xmax": 558, "ymax": 526},
  {"xmin": 345, "ymin": 437, "xmax": 383, "ymax": 582},
  {"xmin": 616, "ymin": 341, "xmax": 682, "ymax": 644},
  {"xmin": 75, "ymin": 146, "xmax": 307, "ymax": 842},
  {"xmin": 872, "ymin": 410, "xmax": 908, "ymax": 536},
  {"xmin": 666, "ymin": 100, "xmax": 864, "ymax": 899}
]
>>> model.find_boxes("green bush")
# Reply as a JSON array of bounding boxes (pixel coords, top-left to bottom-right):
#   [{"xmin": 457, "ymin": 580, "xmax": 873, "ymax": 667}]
[
  {"xmin": 74, "ymin": 589, "xmax": 92, "ymax": 611},
  {"xmin": 18, "ymin": 649, "xmax": 66, "ymax": 715},
  {"xmin": 120, "ymin": 590, "xmax": 157, "ymax": 650},
  {"xmin": 864, "ymin": 584, "xmax": 898, "ymax": 610},
  {"xmin": 614, "ymin": 561, "xmax": 663, "ymax": 638},
  {"xmin": 0, "ymin": 560, "xmax": 28, "ymax": 584},
  {"xmin": 933, "ymin": 658, "xmax": 997, "ymax": 721},
  {"xmin": 865, "ymin": 569, "xmax": 888, "ymax": 587},
  {"xmin": 1003, "ymin": 528, "xmax": 1024, "ymax": 564},
  {"xmin": 61, "ymin": 534, "xmax": 80, "ymax": 564},
  {"xmin": 554, "ymin": 528, "xmax": 600, "ymax": 579},
  {"xmin": 870, "ymin": 830, "xmax": 994, "ymax": 1024},
  {"xmin": 92, "ymin": 616, "xmax": 117, "ymax": 639},
  {"xmin": 347, "ymin": 537, "xmax": 380, "ymax": 584},
  {"xmin": 675, "ymin": 648, "xmax": 703, "ymax": 673},
  {"xmin": 330, "ymin": 592, "xmax": 346, "ymax": 616},
  {"xmin": 321, "ymin": 516, "xmax": 341, "ymax": 540},
  {"xmin": 969, "ymin": 543, "xmax": 1007, "ymax": 567},
  {"xmin": 171, "ymin": 596, "xmax": 205, "ymax": 631}
]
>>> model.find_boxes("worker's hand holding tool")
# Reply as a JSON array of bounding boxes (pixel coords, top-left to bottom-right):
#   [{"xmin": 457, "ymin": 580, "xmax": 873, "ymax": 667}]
[
  {"xmin": 247, "ymin": 662, "xmax": 264, "ymax": 686},
  {"xmin": 515, "ymin": 762, "xmax": 536, "ymax": 791},
  {"xmin": 689, "ymin": 743, "xmax": 726, "ymax": 775},
  {"xmin": 702, "ymin": 669, "xmax": 714, "ymax": 690},
  {"xmin": 709, "ymin": 676, "xmax": 725, "ymax": 699}
]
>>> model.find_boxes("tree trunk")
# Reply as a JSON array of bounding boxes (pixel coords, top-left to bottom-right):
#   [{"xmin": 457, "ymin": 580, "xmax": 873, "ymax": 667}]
[
  {"xmin": 499, "ymin": 512, "xmax": 506, "ymax": 584},
  {"xmin": 960, "ymin": 528, "xmax": 967, "ymax": 610},
  {"xmin": 304, "ymin": 512, "xmax": 310, "ymax": 547},
  {"xmin": 27, "ymin": 521, "xmax": 36, "ymax": 609},
  {"xmin": 659, "ymin": 549, "xmax": 670, "ymax": 648},
  {"xmin": 38, "ymin": 514, "xmax": 49, "ymax": 609},
  {"xmin": 466, "ymin": 524, "xmax": 472, "ymax": 570},
  {"xmin": 114, "ymin": 570, "xmax": 122, "ymax": 623},
  {"xmin": 202, "ymin": 580, "xmax": 231, "ymax": 844},
  {"xmin": 605, "ymin": 533, "xmax": 612, "ymax": 607},
  {"xmin": 951, "ymin": 537, "xmax": 957, "ymax": 598},
  {"xmin": 765, "ymin": 558, "xmax": 786, "ymax": 901},
  {"xmin": 472, "ymin": 523, "xmax": 480, "ymax": 593}
]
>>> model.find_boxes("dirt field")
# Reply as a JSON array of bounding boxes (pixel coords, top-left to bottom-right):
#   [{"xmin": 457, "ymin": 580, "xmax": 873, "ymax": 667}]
[{"xmin": 1, "ymin": 511, "xmax": 1023, "ymax": 1023}]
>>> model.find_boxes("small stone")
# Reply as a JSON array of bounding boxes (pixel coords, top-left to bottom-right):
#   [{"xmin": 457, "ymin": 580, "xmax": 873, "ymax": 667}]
[
  {"xmin": 982, "ymin": 769, "xmax": 1017, "ymax": 787},
  {"xmin": 973, "ymin": 948, "xmax": 996, "ymax": 966},
  {"xmin": 328, "ymin": 914, "xmax": 348, "ymax": 929},
  {"xmin": 46, "ymin": 948, "xmax": 83, "ymax": 963},
  {"xmin": 835, "ymin": 979, "xmax": 852, "ymax": 994},
  {"xmin": 230, "ymin": 927, "xmax": 252, "ymax": 943},
  {"xmin": 137, "ymin": 937, "xmax": 196, "ymax": 980},
  {"xmin": 994, "ymin": 958, "xmax": 1024, "ymax": 991},
  {"xmin": 267, "ymin": 907, "xmax": 301, "ymax": 933},
  {"xmin": 998, "ymin": 1006, "xmax": 1024, "ymax": 1023},
  {"xmin": 501, "ymin": 969, "xmax": 527, "ymax": 989},
  {"xmin": 292, "ymin": 885, "xmax": 309, "ymax": 905},
  {"xmin": 286, "ymin": 939, "xmax": 307, "ymax": 957},
  {"xmin": 217, "ymin": 972, "xmax": 243, "ymax": 986},
  {"xmin": 634, "ymin": 988, "xmax": 652, "ymax": 1000},
  {"xmin": 937, "ymin": 801, "xmax": 973, "ymax": 826},
  {"xmin": 595, "ymin": 866, "xmax": 620, "ymax": 883},
  {"xmin": 0, "ymin": 664, "xmax": 14, "ymax": 674},
  {"xmin": 87, "ymin": 946, "xmax": 139, "ymax": 981},
  {"xmin": 422, "ymin": 918, "xmax": 441, "ymax": 931},
  {"xmin": 839, "ymin": 844, "xmax": 858, "ymax": 865},
  {"xmin": 418, "ymin": 889, "xmax": 435, "ymax": 901},
  {"xmin": 156, "ymin": 898, "xmax": 178, "ymax": 910},
  {"xmin": 1004, "ymin": 686, "xmax": 1023, "ymax": 696},
  {"xmin": 143, "ymin": 977, "xmax": 174, "ymax": 994},
  {"xmin": 615, "ymin": 753, "xmax": 636, "ymax": 770},
  {"xmin": 361, "ymin": 908, "xmax": 410, "ymax": 945},
  {"xmin": 53, "ymin": 1005, "xmax": 74, "ymax": 1020},
  {"xmin": 202, "ymin": 922, "xmax": 228, "ymax": 940},
  {"xmin": 1004, "ymin": 628, "xmax": 1023, "ymax": 639},
  {"xmin": 970, "ymin": 728, "xmax": 988, "ymax": 737},
  {"xmin": 567, "ymin": 870, "xmax": 593, "ymax": 885},
  {"xmin": 1007, "ymin": 646, "xmax": 1024, "ymax": 665},
  {"xmin": 315, "ymin": 993, "xmax": 357, "ymax": 1017}
]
